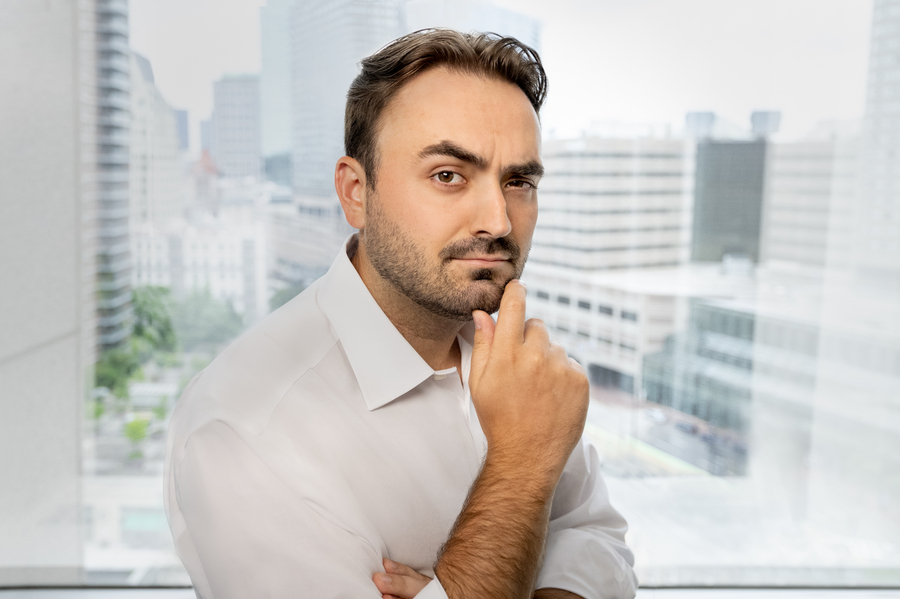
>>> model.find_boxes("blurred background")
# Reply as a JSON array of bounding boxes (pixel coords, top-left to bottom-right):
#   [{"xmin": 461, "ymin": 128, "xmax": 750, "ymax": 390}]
[{"xmin": 0, "ymin": 0, "xmax": 898, "ymax": 589}]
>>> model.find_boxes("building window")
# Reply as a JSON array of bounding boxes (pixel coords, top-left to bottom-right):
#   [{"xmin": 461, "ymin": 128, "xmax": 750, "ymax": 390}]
[
  {"xmin": 598, "ymin": 304, "xmax": 614, "ymax": 315},
  {"xmin": 536, "ymin": 290, "xmax": 550, "ymax": 300},
  {"xmin": 622, "ymin": 311, "xmax": 638, "ymax": 322},
  {"xmin": 578, "ymin": 299, "xmax": 591, "ymax": 310},
  {"xmin": 557, "ymin": 295, "xmax": 571, "ymax": 305}
]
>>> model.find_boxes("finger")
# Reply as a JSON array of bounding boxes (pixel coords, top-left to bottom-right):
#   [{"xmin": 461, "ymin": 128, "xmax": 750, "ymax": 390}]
[
  {"xmin": 568, "ymin": 356, "xmax": 586, "ymax": 373},
  {"xmin": 373, "ymin": 573, "xmax": 428, "ymax": 599},
  {"xmin": 523, "ymin": 317, "xmax": 549, "ymax": 347},
  {"xmin": 493, "ymin": 280, "xmax": 527, "ymax": 346},
  {"xmin": 469, "ymin": 310, "xmax": 495, "ymax": 392},
  {"xmin": 383, "ymin": 558, "xmax": 431, "ymax": 581}
]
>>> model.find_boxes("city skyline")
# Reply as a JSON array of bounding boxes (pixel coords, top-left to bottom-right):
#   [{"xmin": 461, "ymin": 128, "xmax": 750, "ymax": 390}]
[{"xmin": 130, "ymin": 0, "xmax": 871, "ymax": 156}]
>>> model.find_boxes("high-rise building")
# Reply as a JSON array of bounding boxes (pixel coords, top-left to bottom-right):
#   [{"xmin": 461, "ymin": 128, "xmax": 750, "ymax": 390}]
[
  {"xmin": 290, "ymin": 0, "xmax": 405, "ymax": 196},
  {"xmin": 96, "ymin": 0, "xmax": 134, "ymax": 348},
  {"xmin": 130, "ymin": 52, "xmax": 185, "ymax": 230},
  {"xmin": 690, "ymin": 139, "xmax": 767, "ymax": 262},
  {"xmin": 406, "ymin": 0, "xmax": 541, "ymax": 51},
  {"xmin": 521, "ymin": 134, "xmax": 694, "ymax": 394},
  {"xmin": 760, "ymin": 128, "xmax": 858, "ymax": 270},
  {"xmin": 0, "ymin": 0, "xmax": 99, "ymax": 581},
  {"xmin": 211, "ymin": 75, "xmax": 261, "ymax": 179},
  {"xmin": 260, "ymin": 0, "xmax": 296, "ymax": 186},
  {"xmin": 856, "ymin": 0, "xmax": 900, "ymax": 279},
  {"xmin": 529, "ymin": 136, "xmax": 694, "ymax": 271},
  {"xmin": 174, "ymin": 109, "xmax": 189, "ymax": 151}
]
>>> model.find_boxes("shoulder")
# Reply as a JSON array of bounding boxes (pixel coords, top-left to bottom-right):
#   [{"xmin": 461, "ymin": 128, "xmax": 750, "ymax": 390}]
[{"xmin": 168, "ymin": 278, "xmax": 339, "ymax": 447}]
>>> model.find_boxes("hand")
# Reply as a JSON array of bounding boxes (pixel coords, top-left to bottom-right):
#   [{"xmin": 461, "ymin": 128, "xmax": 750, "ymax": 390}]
[
  {"xmin": 469, "ymin": 280, "xmax": 589, "ymax": 480},
  {"xmin": 373, "ymin": 558, "xmax": 432, "ymax": 599}
]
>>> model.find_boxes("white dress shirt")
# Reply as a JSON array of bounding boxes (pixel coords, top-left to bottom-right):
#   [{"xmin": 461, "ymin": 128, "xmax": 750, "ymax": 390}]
[{"xmin": 164, "ymin": 235, "xmax": 637, "ymax": 599}]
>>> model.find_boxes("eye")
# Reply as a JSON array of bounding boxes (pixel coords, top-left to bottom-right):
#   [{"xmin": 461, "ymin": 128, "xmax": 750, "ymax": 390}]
[
  {"xmin": 433, "ymin": 171, "xmax": 463, "ymax": 185},
  {"xmin": 507, "ymin": 178, "xmax": 537, "ymax": 190}
]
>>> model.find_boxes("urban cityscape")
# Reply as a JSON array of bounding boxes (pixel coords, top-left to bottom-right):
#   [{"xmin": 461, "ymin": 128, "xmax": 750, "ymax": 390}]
[{"xmin": 1, "ymin": 0, "xmax": 898, "ymax": 590}]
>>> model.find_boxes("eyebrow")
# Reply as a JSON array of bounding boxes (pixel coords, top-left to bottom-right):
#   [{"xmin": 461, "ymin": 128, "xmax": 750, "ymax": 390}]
[{"xmin": 418, "ymin": 140, "xmax": 544, "ymax": 179}]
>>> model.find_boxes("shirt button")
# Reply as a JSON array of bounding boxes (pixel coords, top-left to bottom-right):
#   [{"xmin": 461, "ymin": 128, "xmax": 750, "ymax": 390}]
[{"xmin": 433, "ymin": 373, "xmax": 447, "ymax": 380}]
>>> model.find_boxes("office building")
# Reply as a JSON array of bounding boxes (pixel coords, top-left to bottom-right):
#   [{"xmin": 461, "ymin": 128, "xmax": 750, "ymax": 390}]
[
  {"xmin": 260, "ymin": 0, "xmax": 296, "ymax": 186},
  {"xmin": 96, "ymin": 0, "xmax": 134, "ymax": 348},
  {"xmin": 211, "ymin": 75, "xmax": 261, "ymax": 179},
  {"xmin": 760, "ymin": 128, "xmax": 858, "ymax": 269},
  {"xmin": 291, "ymin": 0, "xmax": 405, "ymax": 196},
  {"xmin": 856, "ymin": 0, "xmax": 900, "ymax": 279},
  {"xmin": 268, "ymin": 197, "xmax": 354, "ymax": 288},
  {"xmin": 130, "ymin": 52, "xmax": 185, "ymax": 229},
  {"xmin": 528, "ymin": 136, "xmax": 694, "ymax": 271},
  {"xmin": 174, "ymin": 109, "xmax": 189, "ymax": 151},
  {"xmin": 690, "ymin": 139, "xmax": 767, "ymax": 262},
  {"xmin": 0, "ymin": 0, "xmax": 99, "ymax": 582},
  {"xmin": 132, "ymin": 217, "xmax": 268, "ymax": 323}
]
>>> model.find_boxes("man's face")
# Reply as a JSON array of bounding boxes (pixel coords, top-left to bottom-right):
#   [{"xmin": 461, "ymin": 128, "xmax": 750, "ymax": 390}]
[{"xmin": 361, "ymin": 67, "xmax": 543, "ymax": 320}]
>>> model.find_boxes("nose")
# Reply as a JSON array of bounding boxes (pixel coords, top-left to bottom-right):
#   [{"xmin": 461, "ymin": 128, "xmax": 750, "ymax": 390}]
[{"xmin": 470, "ymin": 180, "xmax": 512, "ymax": 239}]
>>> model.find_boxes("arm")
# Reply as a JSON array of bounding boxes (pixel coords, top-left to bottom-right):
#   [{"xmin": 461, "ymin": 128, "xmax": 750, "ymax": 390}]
[
  {"xmin": 435, "ymin": 281, "xmax": 591, "ymax": 599},
  {"xmin": 172, "ymin": 420, "xmax": 386, "ymax": 598}
]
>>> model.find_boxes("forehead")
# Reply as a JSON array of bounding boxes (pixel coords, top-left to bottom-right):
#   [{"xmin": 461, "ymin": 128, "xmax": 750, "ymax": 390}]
[{"xmin": 376, "ymin": 67, "xmax": 541, "ymax": 161}]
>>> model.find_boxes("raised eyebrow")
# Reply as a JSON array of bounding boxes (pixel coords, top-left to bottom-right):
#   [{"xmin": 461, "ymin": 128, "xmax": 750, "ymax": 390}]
[
  {"xmin": 418, "ymin": 140, "xmax": 488, "ymax": 169},
  {"xmin": 505, "ymin": 161, "xmax": 544, "ymax": 179}
]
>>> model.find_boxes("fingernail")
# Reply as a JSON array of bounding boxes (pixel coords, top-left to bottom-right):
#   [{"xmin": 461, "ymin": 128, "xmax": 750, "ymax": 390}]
[
  {"xmin": 473, "ymin": 313, "xmax": 481, "ymax": 330},
  {"xmin": 383, "ymin": 558, "xmax": 395, "ymax": 571},
  {"xmin": 378, "ymin": 574, "xmax": 392, "ymax": 586}
]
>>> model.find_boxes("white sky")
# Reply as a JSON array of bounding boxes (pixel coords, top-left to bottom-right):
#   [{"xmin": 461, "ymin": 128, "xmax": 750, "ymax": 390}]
[{"xmin": 130, "ymin": 0, "xmax": 873, "ymax": 154}]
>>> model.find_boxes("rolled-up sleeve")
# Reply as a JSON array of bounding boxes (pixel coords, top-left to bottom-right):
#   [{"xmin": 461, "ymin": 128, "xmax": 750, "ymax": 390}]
[
  {"xmin": 172, "ymin": 420, "xmax": 413, "ymax": 599},
  {"xmin": 534, "ymin": 437, "xmax": 637, "ymax": 599}
]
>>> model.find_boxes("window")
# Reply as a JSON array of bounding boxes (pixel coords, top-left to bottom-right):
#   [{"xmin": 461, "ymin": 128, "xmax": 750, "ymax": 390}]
[{"xmin": 3, "ymin": 0, "xmax": 897, "ymax": 593}]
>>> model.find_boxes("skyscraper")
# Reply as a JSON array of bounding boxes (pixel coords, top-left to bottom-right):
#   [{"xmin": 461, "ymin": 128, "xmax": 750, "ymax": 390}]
[
  {"xmin": 260, "ymin": 0, "xmax": 296, "ymax": 186},
  {"xmin": 130, "ymin": 52, "xmax": 185, "ymax": 229},
  {"xmin": 211, "ymin": 75, "xmax": 261, "ymax": 179},
  {"xmin": 290, "ymin": 0, "xmax": 405, "ymax": 196},
  {"xmin": 96, "ymin": 0, "xmax": 134, "ymax": 348}
]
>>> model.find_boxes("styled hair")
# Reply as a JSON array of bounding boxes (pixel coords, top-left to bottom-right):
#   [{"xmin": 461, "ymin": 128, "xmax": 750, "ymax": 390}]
[{"xmin": 345, "ymin": 29, "xmax": 547, "ymax": 188}]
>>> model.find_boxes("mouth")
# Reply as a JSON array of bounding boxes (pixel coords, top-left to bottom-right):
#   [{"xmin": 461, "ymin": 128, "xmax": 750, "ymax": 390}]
[{"xmin": 452, "ymin": 256, "xmax": 511, "ymax": 268}]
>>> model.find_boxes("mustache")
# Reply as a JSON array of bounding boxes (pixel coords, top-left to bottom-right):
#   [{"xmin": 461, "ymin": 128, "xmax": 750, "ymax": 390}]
[{"xmin": 439, "ymin": 236, "xmax": 521, "ymax": 262}]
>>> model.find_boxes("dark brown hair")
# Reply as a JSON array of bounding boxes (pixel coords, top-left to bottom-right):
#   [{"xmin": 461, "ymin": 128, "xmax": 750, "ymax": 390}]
[{"xmin": 345, "ymin": 29, "xmax": 547, "ymax": 188}]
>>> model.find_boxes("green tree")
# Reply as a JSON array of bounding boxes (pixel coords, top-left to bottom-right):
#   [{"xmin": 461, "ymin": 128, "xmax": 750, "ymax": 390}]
[
  {"xmin": 95, "ymin": 347, "xmax": 141, "ymax": 399},
  {"xmin": 132, "ymin": 286, "xmax": 177, "ymax": 352},
  {"xmin": 123, "ymin": 417, "xmax": 149, "ymax": 460},
  {"xmin": 170, "ymin": 288, "xmax": 245, "ymax": 351},
  {"xmin": 269, "ymin": 283, "xmax": 306, "ymax": 312}
]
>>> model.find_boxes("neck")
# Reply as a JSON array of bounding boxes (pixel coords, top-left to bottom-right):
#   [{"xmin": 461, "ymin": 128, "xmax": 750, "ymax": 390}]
[{"xmin": 351, "ymin": 238, "xmax": 464, "ymax": 372}]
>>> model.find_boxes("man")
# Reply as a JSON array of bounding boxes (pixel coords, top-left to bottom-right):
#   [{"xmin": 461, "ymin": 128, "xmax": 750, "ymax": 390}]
[{"xmin": 165, "ymin": 29, "xmax": 637, "ymax": 599}]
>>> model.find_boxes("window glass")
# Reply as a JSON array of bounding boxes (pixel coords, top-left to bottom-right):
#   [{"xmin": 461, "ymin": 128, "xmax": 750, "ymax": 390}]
[{"xmin": 1, "ymin": 0, "xmax": 897, "ymax": 590}]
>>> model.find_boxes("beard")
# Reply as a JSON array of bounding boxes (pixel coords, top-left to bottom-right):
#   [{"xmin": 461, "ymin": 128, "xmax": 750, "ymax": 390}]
[{"xmin": 362, "ymin": 195, "xmax": 529, "ymax": 321}]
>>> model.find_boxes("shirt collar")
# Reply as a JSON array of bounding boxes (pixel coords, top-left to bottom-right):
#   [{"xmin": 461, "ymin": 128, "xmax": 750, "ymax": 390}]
[{"xmin": 317, "ymin": 234, "xmax": 446, "ymax": 411}]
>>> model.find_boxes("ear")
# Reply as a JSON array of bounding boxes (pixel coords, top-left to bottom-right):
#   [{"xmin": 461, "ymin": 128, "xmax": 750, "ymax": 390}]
[{"xmin": 335, "ymin": 156, "xmax": 368, "ymax": 229}]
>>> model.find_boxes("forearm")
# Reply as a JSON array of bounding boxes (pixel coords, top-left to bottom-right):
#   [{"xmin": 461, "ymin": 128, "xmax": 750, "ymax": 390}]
[{"xmin": 434, "ymin": 450, "xmax": 559, "ymax": 599}]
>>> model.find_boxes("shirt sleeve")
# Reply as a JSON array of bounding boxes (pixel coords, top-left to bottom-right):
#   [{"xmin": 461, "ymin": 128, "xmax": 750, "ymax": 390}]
[
  {"xmin": 173, "ymin": 419, "xmax": 439, "ymax": 599},
  {"xmin": 533, "ymin": 437, "xmax": 638, "ymax": 599}
]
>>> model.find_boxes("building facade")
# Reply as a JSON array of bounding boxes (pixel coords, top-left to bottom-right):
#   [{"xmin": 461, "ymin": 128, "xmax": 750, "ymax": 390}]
[
  {"xmin": 96, "ymin": 0, "xmax": 133, "ymax": 348},
  {"xmin": 130, "ymin": 52, "xmax": 185, "ymax": 230},
  {"xmin": 211, "ymin": 75, "xmax": 261, "ymax": 180},
  {"xmin": 132, "ymin": 218, "xmax": 269, "ymax": 324},
  {"xmin": 290, "ymin": 0, "xmax": 405, "ymax": 196},
  {"xmin": 529, "ymin": 136, "xmax": 694, "ymax": 271}
]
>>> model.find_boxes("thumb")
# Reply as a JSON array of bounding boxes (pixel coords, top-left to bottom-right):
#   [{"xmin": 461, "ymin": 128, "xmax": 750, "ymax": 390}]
[{"xmin": 469, "ymin": 310, "xmax": 495, "ymax": 392}]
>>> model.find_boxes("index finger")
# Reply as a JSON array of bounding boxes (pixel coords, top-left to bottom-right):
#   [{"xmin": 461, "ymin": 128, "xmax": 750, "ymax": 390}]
[{"xmin": 493, "ymin": 279, "xmax": 527, "ymax": 346}]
